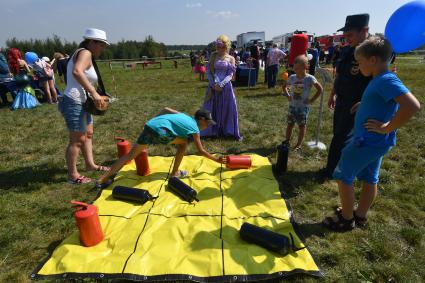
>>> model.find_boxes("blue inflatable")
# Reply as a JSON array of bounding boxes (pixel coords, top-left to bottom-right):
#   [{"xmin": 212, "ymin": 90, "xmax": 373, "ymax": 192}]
[
  {"xmin": 24, "ymin": 52, "xmax": 39, "ymax": 65},
  {"xmin": 385, "ymin": 1, "xmax": 425, "ymax": 53}
]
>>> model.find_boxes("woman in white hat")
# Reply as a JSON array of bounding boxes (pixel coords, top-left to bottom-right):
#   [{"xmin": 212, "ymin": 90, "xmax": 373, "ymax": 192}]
[{"xmin": 61, "ymin": 28, "xmax": 110, "ymax": 184}]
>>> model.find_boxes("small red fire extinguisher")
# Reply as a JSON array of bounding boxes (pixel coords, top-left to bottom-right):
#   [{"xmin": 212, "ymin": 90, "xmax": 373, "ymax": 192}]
[
  {"xmin": 135, "ymin": 149, "xmax": 150, "ymax": 176},
  {"xmin": 226, "ymin": 155, "xmax": 252, "ymax": 169},
  {"xmin": 71, "ymin": 201, "xmax": 104, "ymax": 247},
  {"xmin": 115, "ymin": 137, "xmax": 132, "ymax": 164}
]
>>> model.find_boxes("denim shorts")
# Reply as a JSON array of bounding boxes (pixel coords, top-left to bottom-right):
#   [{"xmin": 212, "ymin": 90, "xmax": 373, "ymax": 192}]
[
  {"xmin": 59, "ymin": 95, "xmax": 93, "ymax": 132},
  {"xmin": 333, "ymin": 141, "xmax": 391, "ymax": 185},
  {"xmin": 287, "ymin": 105, "xmax": 310, "ymax": 125},
  {"xmin": 137, "ymin": 125, "xmax": 176, "ymax": 145}
]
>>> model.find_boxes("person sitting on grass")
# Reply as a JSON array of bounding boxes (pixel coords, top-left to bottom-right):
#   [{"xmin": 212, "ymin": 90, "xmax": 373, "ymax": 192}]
[
  {"xmin": 282, "ymin": 55, "xmax": 323, "ymax": 150},
  {"xmin": 97, "ymin": 108, "xmax": 226, "ymax": 185},
  {"xmin": 323, "ymin": 36, "xmax": 421, "ymax": 232}
]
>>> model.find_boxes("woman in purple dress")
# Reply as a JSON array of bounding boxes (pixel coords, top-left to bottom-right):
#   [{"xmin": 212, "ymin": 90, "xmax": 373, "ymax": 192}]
[{"xmin": 201, "ymin": 35, "xmax": 241, "ymax": 140}]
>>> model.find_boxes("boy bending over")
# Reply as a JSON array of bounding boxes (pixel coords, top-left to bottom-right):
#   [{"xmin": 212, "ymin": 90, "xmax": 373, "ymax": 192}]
[{"xmin": 97, "ymin": 108, "xmax": 226, "ymax": 185}]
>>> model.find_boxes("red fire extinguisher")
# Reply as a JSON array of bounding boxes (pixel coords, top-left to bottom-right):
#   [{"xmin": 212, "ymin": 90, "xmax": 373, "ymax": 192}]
[
  {"xmin": 288, "ymin": 33, "xmax": 309, "ymax": 66},
  {"xmin": 226, "ymin": 155, "xmax": 252, "ymax": 169},
  {"xmin": 71, "ymin": 201, "xmax": 104, "ymax": 247},
  {"xmin": 115, "ymin": 137, "xmax": 132, "ymax": 164},
  {"xmin": 135, "ymin": 149, "xmax": 150, "ymax": 176}
]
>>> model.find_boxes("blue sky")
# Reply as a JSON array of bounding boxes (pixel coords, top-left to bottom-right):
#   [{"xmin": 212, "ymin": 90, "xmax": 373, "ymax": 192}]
[{"xmin": 0, "ymin": 0, "xmax": 411, "ymax": 47}]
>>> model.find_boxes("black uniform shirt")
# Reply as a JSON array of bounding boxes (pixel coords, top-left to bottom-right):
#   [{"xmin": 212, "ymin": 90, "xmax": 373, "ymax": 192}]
[{"xmin": 334, "ymin": 45, "xmax": 372, "ymax": 107}]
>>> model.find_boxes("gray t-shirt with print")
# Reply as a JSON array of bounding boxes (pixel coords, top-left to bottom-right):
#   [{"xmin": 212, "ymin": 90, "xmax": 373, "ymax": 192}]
[{"xmin": 287, "ymin": 74, "xmax": 318, "ymax": 108}]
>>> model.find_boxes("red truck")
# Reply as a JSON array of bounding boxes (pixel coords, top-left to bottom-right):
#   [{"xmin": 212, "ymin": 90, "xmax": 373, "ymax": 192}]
[{"xmin": 316, "ymin": 34, "xmax": 346, "ymax": 50}]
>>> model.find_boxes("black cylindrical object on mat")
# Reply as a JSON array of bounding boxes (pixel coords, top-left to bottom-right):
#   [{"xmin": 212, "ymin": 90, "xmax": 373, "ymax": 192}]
[
  {"xmin": 240, "ymin": 223, "xmax": 292, "ymax": 256},
  {"xmin": 275, "ymin": 141, "xmax": 289, "ymax": 174},
  {"xmin": 168, "ymin": 177, "xmax": 199, "ymax": 203},
  {"xmin": 112, "ymin": 186, "xmax": 154, "ymax": 204}
]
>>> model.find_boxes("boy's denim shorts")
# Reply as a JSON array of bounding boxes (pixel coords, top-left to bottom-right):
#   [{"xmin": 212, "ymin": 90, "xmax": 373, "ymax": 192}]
[
  {"xmin": 59, "ymin": 95, "xmax": 93, "ymax": 132},
  {"xmin": 287, "ymin": 105, "xmax": 310, "ymax": 125},
  {"xmin": 333, "ymin": 141, "xmax": 391, "ymax": 185},
  {"xmin": 136, "ymin": 125, "xmax": 176, "ymax": 145}
]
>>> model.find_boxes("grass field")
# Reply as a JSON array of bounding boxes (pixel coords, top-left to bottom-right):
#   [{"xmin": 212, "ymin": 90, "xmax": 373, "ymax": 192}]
[{"xmin": 0, "ymin": 57, "xmax": 424, "ymax": 282}]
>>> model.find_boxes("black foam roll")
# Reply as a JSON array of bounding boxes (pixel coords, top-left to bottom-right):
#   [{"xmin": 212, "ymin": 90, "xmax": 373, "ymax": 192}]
[
  {"xmin": 275, "ymin": 141, "xmax": 289, "ymax": 174},
  {"xmin": 240, "ymin": 223, "xmax": 292, "ymax": 256},
  {"xmin": 112, "ymin": 186, "xmax": 153, "ymax": 204},
  {"xmin": 168, "ymin": 177, "xmax": 199, "ymax": 203}
]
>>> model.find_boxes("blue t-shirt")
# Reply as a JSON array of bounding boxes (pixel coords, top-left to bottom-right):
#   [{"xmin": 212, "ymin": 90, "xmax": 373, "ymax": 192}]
[
  {"xmin": 146, "ymin": 113, "xmax": 200, "ymax": 138},
  {"xmin": 353, "ymin": 71, "xmax": 409, "ymax": 147}
]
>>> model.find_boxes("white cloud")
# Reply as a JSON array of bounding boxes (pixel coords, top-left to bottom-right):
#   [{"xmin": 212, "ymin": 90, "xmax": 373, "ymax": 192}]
[
  {"xmin": 186, "ymin": 3, "xmax": 202, "ymax": 8},
  {"xmin": 206, "ymin": 10, "xmax": 239, "ymax": 19}
]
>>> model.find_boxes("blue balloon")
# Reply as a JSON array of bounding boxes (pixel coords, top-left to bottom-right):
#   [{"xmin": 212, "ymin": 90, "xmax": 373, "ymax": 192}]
[
  {"xmin": 385, "ymin": 0, "xmax": 425, "ymax": 53},
  {"xmin": 24, "ymin": 52, "xmax": 39, "ymax": 64}
]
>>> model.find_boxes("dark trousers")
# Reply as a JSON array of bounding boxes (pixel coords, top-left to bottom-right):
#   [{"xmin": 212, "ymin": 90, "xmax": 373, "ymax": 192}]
[
  {"xmin": 325, "ymin": 103, "xmax": 356, "ymax": 176},
  {"xmin": 252, "ymin": 60, "xmax": 259, "ymax": 82},
  {"xmin": 267, "ymin": 64, "xmax": 279, "ymax": 88},
  {"xmin": 0, "ymin": 83, "xmax": 10, "ymax": 105},
  {"xmin": 264, "ymin": 63, "xmax": 268, "ymax": 83}
]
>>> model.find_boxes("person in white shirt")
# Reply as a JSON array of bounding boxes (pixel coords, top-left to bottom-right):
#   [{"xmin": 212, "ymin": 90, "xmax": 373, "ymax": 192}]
[
  {"xmin": 61, "ymin": 28, "xmax": 110, "ymax": 184},
  {"xmin": 267, "ymin": 43, "xmax": 286, "ymax": 88}
]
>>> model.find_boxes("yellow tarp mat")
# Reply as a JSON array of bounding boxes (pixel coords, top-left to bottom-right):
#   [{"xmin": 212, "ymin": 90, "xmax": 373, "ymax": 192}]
[{"xmin": 32, "ymin": 154, "xmax": 322, "ymax": 282}]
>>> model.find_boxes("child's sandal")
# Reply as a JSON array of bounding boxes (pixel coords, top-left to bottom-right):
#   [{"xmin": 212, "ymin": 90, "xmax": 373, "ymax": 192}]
[
  {"xmin": 176, "ymin": 170, "xmax": 188, "ymax": 178},
  {"xmin": 322, "ymin": 209, "xmax": 355, "ymax": 232},
  {"xmin": 95, "ymin": 179, "xmax": 113, "ymax": 189},
  {"xmin": 353, "ymin": 212, "xmax": 368, "ymax": 227},
  {"xmin": 335, "ymin": 207, "xmax": 368, "ymax": 227}
]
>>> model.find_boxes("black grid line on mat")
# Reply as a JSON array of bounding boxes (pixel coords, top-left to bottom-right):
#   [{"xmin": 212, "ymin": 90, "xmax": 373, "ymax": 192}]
[
  {"xmin": 30, "ymin": 155, "xmax": 324, "ymax": 282},
  {"xmin": 121, "ymin": 157, "xmax": 175, "ymax": 273}
]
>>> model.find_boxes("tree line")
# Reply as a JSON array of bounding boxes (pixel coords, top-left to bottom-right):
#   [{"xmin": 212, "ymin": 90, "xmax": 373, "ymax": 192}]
[{"xmin": 4, "ymin": 35, "xmax": 207, "ymax": 59}]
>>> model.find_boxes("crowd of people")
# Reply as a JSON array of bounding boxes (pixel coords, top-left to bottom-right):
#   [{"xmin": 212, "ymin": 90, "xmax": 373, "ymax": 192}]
[
  {"xmin": 1, "ymin": 12, "xmax": 421, "ymax": 233},
  {"xmin": 0, "ymin": 47, "xmax": 69, "ymax": 110}
]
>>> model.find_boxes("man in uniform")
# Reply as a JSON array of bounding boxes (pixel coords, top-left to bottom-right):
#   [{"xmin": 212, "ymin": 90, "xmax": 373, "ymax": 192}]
[{"xmin": 318, "ymin": 14, "xmax": 372, "ymax": 181}]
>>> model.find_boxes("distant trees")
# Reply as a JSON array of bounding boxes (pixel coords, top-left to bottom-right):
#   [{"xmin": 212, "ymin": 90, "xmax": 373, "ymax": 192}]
[
  {"xmin": 6, "ymin": 35, "xmax": 77, "ymax": 58},
  {"xmin": 166, "ymin": 44, "xmax": 207, "ymax": 51},
  {"xmin": 5, "ymin": 35, "xmax": 168, "ymax": 59},
  {"xmin": 5, "ymin": 35, "xmax": 215, "ymax": 59}
]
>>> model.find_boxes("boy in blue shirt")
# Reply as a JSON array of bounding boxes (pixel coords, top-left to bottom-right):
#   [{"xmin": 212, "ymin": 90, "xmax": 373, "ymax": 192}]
[
  {"xmin": 323, "ymin": 37, "xmax": 421, "ymax": 231},
  {"xmin": 97, "ymin": 108, "xmax": 226, "ymax": 185}
]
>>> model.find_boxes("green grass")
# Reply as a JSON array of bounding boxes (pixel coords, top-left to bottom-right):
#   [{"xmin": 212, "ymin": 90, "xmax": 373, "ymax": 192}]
[{"xmin": 0, "ymin": 58, "xmax": 424, "ymax": 282}]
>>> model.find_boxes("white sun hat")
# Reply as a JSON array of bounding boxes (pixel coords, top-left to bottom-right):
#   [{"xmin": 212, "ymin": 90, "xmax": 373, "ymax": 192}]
[
  {"xmin": 83, "ymin": 28, "xmax": 110, "ymax": 45},
  {"xmin": 41, "ymin": 56, "xmax": 50, "ymax": 62}
]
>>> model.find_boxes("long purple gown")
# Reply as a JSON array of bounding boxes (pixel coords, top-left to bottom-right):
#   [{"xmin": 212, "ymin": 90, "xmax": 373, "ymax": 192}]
[{"xmin": 201, "ymin": 59, "xmax": 241, "ymax": 140}]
